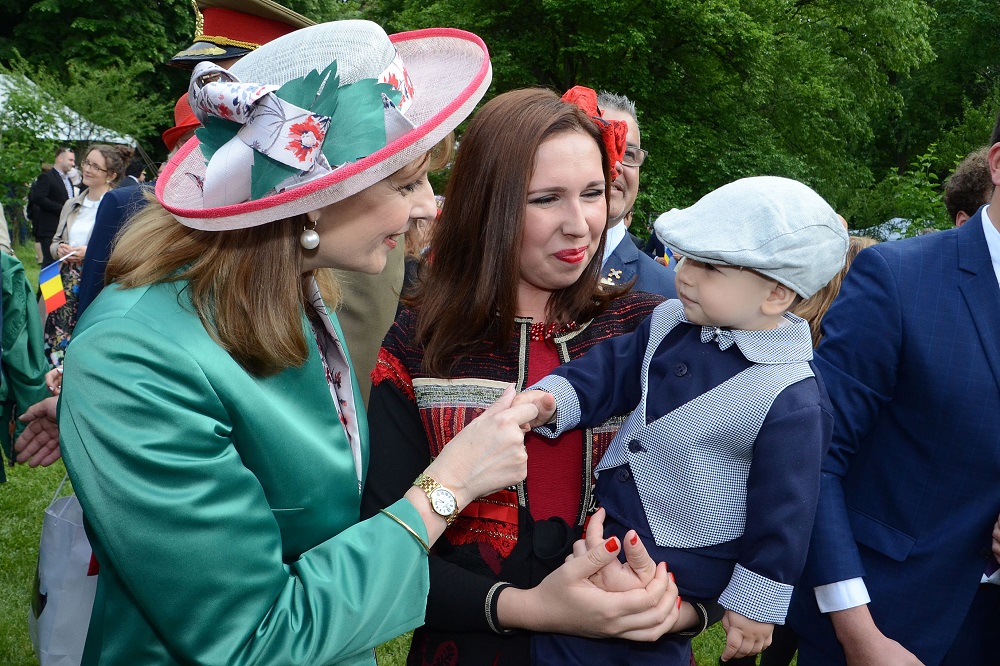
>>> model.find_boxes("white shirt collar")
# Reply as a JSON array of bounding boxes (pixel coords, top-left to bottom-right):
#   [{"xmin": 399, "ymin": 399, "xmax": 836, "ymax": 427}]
[
  {"xmin": 981, "ymin": 205, "xmax": 1000, "ymax": 288},
  {"xmin": 602, "ymin": 222, "xmax": 627, "ymax": 266}
]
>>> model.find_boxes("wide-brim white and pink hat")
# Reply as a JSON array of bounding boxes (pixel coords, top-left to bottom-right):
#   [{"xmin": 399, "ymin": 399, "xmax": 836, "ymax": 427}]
[{"xmin": 157, "ymin": 19, "xmax": 491, "ymax": 230}]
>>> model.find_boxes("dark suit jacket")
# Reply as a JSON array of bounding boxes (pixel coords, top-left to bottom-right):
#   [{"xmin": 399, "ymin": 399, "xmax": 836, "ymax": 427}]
[
  {"xmin": 601, "ymin": 234, "xmax": 677, "ymax": 298},
  {"xmin": 77, "ymin": 184, "xmax": 151, "ymax": 316},
  {"xmin": 28, "ymin": 169, "xmax": 71, "ymax": 239},
  {"xmin": 788, "ymin": 210, "xmax": 1000, "ymax": 664}
]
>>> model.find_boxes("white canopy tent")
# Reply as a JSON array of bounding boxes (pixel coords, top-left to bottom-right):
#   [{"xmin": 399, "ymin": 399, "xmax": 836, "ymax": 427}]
[{"xmin": 0, "ymin": 73, "xmax": 135, "ymax": 145}]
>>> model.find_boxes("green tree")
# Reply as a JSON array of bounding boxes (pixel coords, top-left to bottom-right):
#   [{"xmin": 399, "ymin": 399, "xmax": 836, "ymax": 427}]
[
  {"xmin": 883, "ymin": 0, "xmax": 1000, "ymax": 170},
  {"xmin": 860, "ymin": 145, "xmax": 951, "ymax": 239},
  {"xmin": 0, "ymin": 69, "xmax": 58, "ymax": 242},
  {"xmin": 365, "ymin": 0, "xmax": 934, "ymax": 228},
  {"xmin": 1, "ymin": 0, "xmax": 193, "ymax": 156}
]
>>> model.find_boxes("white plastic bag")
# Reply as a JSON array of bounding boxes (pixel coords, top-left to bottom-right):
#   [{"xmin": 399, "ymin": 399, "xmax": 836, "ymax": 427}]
[{"xmin": 28, "ymin": 475, "xmax": 97, "ymax": 666}]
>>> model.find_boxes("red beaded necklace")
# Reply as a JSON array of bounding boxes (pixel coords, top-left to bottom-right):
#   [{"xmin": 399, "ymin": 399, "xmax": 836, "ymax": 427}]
[{"xmin": 528, "ymin": 320, "xmax": 577, "ymax": 341}]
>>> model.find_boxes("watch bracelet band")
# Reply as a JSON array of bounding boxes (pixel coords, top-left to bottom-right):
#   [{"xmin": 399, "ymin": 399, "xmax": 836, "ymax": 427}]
[{"xmin": 413, "ymin": 473, "xmax": 460, "ymax": 525}]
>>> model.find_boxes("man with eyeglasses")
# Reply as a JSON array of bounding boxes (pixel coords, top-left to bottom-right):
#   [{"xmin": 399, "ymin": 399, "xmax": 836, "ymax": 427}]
[{"xmin": 597, "ymin": 91, "xmax": 676, "ymax": 297}]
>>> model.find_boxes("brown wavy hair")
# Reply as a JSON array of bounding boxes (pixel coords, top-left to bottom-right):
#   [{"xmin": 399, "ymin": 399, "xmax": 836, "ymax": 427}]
[
  {"xmin": 87, "ymin": 143, "xmax": 134, "ymax": 187},
  {"xmin": 792, "ymin": 235, "xmax": 877, "ymax": 347},
  {"xmin": 412, "ymin": 88, "xmax": 623, "ymax": 377},
  {"xmin": 106, "ymin": 194, "xmax": 338, "ymax": 376}
]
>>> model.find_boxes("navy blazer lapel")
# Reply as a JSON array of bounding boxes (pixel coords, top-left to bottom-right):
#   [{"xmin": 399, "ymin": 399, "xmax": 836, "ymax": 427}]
[
  {"xmin": 958, "ymin": 210, "xmax": 1000, "ymax": 395},
  {"xmin": 613, "ymin": 237, "xmax": 639, "ymax": 279},
  {"xmin": 602, "ymin": 238, "xmax": 638, "ymax": 286}
]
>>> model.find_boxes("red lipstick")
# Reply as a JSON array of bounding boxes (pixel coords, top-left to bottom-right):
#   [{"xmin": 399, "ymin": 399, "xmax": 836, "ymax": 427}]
[{"xmin": 554, "ymin": 247, "xmax": 587, "ymax": 264}]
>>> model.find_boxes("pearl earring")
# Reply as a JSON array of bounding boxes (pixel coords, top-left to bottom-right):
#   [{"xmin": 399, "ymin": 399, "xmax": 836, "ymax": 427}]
[{"xmin": 300, "ymin": 218, "xmax": 320, "ymax": 250}]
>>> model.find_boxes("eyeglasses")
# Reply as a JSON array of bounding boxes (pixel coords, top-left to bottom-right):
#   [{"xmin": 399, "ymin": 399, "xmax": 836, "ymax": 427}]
[
  {"xmin": 621, "ymin": 146, "xmax": 648, "ymax": 168},
  {"xmin": 81, "ymin": 159, "xmax": 108, "ymax": 174}
]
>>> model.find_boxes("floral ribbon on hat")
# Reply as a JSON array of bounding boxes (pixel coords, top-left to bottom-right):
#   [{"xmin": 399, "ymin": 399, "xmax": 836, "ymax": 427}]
[
  {"xmin": 560, "ymin": 85, "xmax": 628, "ymax": 180},
  {"xmin": 189, "ymin": 51, "xmax": 416, "ymax": 208}
]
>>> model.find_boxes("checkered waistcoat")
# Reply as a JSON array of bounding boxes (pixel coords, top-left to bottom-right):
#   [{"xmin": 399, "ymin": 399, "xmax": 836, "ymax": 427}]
[
  {"xmin": 596, "ymin": 301, "xmax": 815, "ymax": 548},
  {"xmin": 532, "ymin": 300, "xmax": 814, "ymax": 551}
]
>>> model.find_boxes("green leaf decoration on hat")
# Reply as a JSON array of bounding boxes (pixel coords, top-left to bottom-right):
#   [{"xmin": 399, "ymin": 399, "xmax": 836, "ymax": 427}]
[
  {"xmin": 195, "ymin": 116, "xmax": 242, "ymax": 163},
  {"xmin": 323, "ymin": 78, "xmax": 401, "ymax": 166},
  {"xmin": 245, "ymin": 61, "xmax": 403, "ymax": 201},
  {"xmin": 251, "ymin": 151, "xmax": 299, "ymax": 200}
]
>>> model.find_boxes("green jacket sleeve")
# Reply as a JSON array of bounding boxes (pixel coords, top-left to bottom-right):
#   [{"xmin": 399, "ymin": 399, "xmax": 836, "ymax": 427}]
[
  {"xmin": 0, "ymin": 252, "xmax": 50, "ymax": 468},
  {"xmin": 60, "ymin": 316, "xmax": 429, "ymax": 665}
]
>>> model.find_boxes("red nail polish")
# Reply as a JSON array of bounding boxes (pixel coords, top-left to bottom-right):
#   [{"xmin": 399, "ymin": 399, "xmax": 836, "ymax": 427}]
[
  {"xmin": 677, "ymin": 596, "xmax": 682, "ymax": 609},
  {"xmin": 605, "ymin": 537, "xmax": 619, "ymax": 553},
  {"xmin": 629, "ymin": 534, "xmax": 639, "ymax": 546}
]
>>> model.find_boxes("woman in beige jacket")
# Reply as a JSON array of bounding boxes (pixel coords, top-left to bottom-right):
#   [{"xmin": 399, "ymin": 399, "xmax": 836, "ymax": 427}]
[{"xmin": 45, "ymin": 143, "xmax": 133, "ymax": 365}]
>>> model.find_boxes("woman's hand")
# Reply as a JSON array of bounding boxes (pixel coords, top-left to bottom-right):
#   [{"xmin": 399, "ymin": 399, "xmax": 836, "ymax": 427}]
[
  {"xmin": 498, "ymin": 532, "xmax": 682, "ymax": 641},
  {"xmin": 511, "ymin": 389, "xmax": 556, "ymax": 430},
  {"xmin": 57, "ymin": 244, "xmax": 85, "ymax": 263},
  {"xmin": 46, "ymin": 366, "xmax": 63, "ymax": 395},
  {"xmin": 572, "ymin": 508, "xmax": 658, "ymax": 593},
  {"xmin": 14, "ymin": 397, "xmax": 62, "ymax": 467},
  {"xmin": 424, "ymin": 385, "xmax": 535, "ymax": 506}
]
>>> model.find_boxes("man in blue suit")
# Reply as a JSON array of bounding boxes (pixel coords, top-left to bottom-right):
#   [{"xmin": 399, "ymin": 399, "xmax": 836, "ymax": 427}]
[
  {"xmin": 597, "ymin": 92, "xmax": 676, "ymax": 298},
  {"xmin": 787, "ymin": 121, "xmax": 1000, "ymax": 664}
]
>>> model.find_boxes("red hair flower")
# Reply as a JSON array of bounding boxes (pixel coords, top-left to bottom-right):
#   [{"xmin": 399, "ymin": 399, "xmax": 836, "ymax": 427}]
[{"xmin": 561, "ymin": 85, "xmax": 628, "ymax": 180}]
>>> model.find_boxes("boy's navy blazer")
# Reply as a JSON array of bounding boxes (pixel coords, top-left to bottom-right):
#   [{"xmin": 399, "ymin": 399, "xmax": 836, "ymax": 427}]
[
  {"xmin": 603, "ymin": 235, "xmax": 677, "ymax": 298},
  {"xmin": 788, "ymin": 209, "xmax": 1000, "ymax": 664}
]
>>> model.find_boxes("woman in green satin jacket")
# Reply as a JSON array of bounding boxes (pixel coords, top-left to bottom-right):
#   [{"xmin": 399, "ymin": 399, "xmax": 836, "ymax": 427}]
[
  {"xmin": 0, "ymin": 252, "xmax": 50, "ymax": 479},
  {"xmin": 57, "ymin": 21, "xmax": 541, "ymax": 666}
]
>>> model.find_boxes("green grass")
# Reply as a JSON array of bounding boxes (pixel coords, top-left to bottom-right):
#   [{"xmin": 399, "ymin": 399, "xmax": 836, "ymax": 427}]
[
  {"xmin": 0, "ymin": 461, "xmax": 67, "ymax": 666},
  {"xmin": 13, "ymin": 242, "xmax": 40, "ymax": 292}
]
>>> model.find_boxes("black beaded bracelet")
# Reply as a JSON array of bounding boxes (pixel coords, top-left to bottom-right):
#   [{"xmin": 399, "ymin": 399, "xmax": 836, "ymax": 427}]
[
  {"xmin": 676, "ymin": 599, "xmax": 726, "ymax": 638},
  {"xmin": 485, "ymin": 581, "xmax": 516, "ymax": 635}
]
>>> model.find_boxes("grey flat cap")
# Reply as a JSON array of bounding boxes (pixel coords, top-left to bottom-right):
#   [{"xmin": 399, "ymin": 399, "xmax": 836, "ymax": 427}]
[{"xmin": 654, "ymin": 176, "xmax": 848, "ymax": 298}]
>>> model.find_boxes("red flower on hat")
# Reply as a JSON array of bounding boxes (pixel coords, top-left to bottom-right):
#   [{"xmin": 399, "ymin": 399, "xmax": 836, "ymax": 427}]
[
  {"xmin": 560, "ymin": 85, "xmax": 628, "ymax": 180},
  {"xmin": 285, "ymin": 116, "xmax": 326, "ymax": 164}
]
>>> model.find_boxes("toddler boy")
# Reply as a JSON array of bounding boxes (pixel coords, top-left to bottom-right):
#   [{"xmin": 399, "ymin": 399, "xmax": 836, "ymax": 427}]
[{"xmin": 521, "ymin": 177, "xmax": 848, "ymax": 664}]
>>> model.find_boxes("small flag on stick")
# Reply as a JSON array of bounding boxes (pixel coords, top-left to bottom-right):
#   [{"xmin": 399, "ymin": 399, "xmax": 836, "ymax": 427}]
[{"xmin": 39, "ymin": 261, "xmax": 68, "ymax": 315}]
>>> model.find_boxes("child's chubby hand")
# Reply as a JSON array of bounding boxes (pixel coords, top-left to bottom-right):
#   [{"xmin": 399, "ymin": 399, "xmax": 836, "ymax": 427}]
[
  {"xmin": 720, "ymin": 610, "xmax": 773, "ymax": 661},
  {"xmin": 510, "ymin": 389, "xmax": 556, "ymax": 430}
]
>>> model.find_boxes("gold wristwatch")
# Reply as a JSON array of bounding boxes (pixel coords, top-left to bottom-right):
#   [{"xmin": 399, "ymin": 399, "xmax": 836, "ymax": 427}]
[{"xmin": 413, "ymin": 473, "xmax": 460, "ymax": 525}]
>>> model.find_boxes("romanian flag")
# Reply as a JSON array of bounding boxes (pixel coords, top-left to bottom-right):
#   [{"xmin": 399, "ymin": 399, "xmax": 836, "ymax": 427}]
[
  {"xmin": 39, "ymin": 261, "xmax": 67, "ymax": 314},
  {"xmin": 663, "ymin": 247, "xmax": 677, "ymax": 268}
]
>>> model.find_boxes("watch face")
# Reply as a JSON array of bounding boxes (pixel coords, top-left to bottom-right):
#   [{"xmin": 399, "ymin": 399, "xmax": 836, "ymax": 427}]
[{"xmin": 430, "ymin": 488, "xmax": 456, "ymax": 516}]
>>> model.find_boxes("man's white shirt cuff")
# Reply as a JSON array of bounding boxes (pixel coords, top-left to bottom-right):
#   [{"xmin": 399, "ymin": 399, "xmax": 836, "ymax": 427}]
[{"xmin": 814, "ymin": 578, "xmax": 870, "ymax": 613}]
